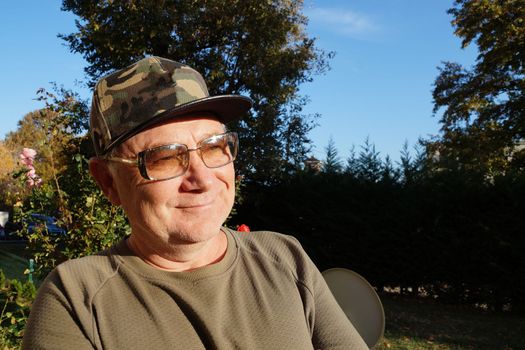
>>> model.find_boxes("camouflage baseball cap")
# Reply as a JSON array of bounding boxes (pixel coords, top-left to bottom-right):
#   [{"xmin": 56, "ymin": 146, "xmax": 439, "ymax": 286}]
[{"xmin": 90, "ymin": 56, "xmax": 252, "ymax": 155}]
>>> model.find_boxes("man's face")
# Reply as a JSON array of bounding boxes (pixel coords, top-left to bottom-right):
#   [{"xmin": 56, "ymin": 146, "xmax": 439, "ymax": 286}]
[{"xmin": 106, "ymin": 114, "xmax": 235, "ymax": 245}]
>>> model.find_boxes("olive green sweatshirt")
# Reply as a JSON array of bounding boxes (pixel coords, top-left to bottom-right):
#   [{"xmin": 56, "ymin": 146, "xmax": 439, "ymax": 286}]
[{"xmin": 23, "ymin": 228, "xmax": 367, "ymax": 349}]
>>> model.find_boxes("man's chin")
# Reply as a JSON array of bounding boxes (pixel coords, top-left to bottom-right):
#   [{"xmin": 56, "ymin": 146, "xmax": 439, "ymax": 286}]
[{"xmin": 165, "ymin": 223, "xmax": 224, "ymax": 245}]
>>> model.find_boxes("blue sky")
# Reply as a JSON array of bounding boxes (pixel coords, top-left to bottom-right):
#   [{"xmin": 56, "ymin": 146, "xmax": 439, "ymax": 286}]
[{"xmin": 0, "ymin": 0, "xmax": 477, "ymax": 162}]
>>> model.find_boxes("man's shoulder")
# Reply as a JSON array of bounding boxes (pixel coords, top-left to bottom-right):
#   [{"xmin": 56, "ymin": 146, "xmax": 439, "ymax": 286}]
[
  {"xmin": 230, "ymin": 229, "xmax": 311, "ymax": 270},
  {"xmin": 48, "ymin": 240, "xmax": 123, "ymax": 291},
  {"xmin": 56, "ymin": 242, "xmax": 117, "ymax": 270},
  {"xmin": 234, "ymin": 229, "xmax": 301, "ymax": 249}
]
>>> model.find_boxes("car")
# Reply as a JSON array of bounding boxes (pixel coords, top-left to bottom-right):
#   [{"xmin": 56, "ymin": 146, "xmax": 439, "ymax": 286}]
[
  {"xmin": 0, "ymin": 221, "xmax": 23, "ymax": 241},
  {"xmin": 26, "ymin": 214, "xmax": 66, "ymax": 236},
  {"xmin": 0, "ymin": 214, "xmax": 67, "ymax": 241}
]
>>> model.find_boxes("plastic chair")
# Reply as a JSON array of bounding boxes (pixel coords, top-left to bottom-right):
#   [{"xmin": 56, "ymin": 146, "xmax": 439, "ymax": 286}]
[{"xmin": 322, "ymin": 268, "xmax": 385, "ymax": 349}]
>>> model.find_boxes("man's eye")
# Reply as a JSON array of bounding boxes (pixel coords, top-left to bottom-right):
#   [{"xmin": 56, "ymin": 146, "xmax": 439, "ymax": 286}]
[
  {"xmin": 148, "ymin": 151, "xmax": 182, "ymax": 165},
  {"xmin": 153, "ymin": 155, "xmax": 175, "ymax": 163}
]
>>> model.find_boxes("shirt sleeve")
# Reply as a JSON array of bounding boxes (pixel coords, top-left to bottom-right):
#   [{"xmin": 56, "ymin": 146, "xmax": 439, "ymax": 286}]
[
  {"xmin": 22, "ymin": 270, "xmax": 95, "ymax": 350},
  {"xmin": 284, "ymin": 234, "xmax": 368, "ymax": 350},
  {"xmin": 308, "ymin": 265, "xmax": 369, "ymax": 350}
]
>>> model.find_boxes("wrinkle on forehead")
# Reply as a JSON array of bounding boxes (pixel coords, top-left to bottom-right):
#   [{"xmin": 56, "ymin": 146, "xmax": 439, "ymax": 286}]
[{"xmin": 111, "ymin": 113, "xmax": 226, "ymax": 157}]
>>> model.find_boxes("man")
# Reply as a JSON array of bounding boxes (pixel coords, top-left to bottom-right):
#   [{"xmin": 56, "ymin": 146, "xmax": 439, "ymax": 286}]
[{"xmin": 23, "ymin": 57, "xmax": 367, "ymax": 349}]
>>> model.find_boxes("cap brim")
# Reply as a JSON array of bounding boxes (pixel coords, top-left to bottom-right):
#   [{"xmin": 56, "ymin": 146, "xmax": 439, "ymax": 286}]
[{"xmin": 104, "ymin": 95, "xmax": 252, "ymax": 154}]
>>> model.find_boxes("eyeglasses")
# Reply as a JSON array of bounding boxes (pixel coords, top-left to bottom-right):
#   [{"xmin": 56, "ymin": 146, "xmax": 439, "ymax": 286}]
[{"xmin": 104, "ymin": 132, "xmax": 238, "ymax": 181}]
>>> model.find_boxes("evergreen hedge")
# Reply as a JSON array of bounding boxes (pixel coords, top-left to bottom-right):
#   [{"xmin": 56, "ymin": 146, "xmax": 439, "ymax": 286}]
[{"xmin": 234, "ymin": 170, "xmax": 525, "ymax": 312}]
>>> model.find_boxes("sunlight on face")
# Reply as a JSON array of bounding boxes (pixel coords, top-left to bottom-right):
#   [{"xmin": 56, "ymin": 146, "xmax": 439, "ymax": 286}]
[{"xmin": 109, "ymin": 114, "xmax": 236, "ymax": 246}]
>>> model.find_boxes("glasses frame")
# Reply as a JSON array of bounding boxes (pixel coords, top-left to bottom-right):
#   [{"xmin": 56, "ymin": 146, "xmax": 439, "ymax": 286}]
[{"xmin": 104, "ymin": 132, "xmax": 238, "ymax": 181}]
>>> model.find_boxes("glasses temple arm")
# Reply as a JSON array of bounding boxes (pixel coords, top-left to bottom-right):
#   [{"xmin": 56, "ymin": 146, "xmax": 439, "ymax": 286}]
[{"xmin": 104, "ymin": 156, "xmax": 139, "ymax": 166}]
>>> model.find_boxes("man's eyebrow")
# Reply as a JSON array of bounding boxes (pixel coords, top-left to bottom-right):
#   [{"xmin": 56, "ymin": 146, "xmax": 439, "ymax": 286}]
[
  {"xmin": 198, "ymin": 131, "xmax": 222, "ymax": 141},
  {"xmin": 143, "ymin": 141, "xmax": 184, "ymax": 150},
  {"xmin": 141, "ymin": 130, "xmax": 226, "ymax": 150}
]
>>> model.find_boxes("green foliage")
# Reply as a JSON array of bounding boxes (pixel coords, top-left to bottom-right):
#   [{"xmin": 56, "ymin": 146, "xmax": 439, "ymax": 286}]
[
  {"xmin": 345, "ymin": 139, "xmax": 394, "ymax": 183},
  {"xmin": 235, "ymin": 138, "xmax": 525, "ymax": 312},
  {"xmin": 321, "ymin": 137, "xmax": 342, "ymax": 174},
  {"xmin": 3, "ymin": 86, "xmax": 90, "ymax": 207},
  {"xmin": 8, "ymin": 89, "xmax": 129, "ymax": 278},
  {"xmin": 59, "ymin": 0, "xmax": 331, "ymax": 184},
  {"xmin": 344, "ymin": 145, "xmax": 358, "ymax": 174},
  {"xmin": 0, "ymin": 270, "xmax": 35, "ymax": 348},
  {"xmin": 431, "ymin": 0, "xmax": 525, "ymax": 176},
  {"xmin": 0, "ymin": 143, "xmax": 18, "ymax": 208},
  {"xmin": 399, "ymin": 140, "xmax": 426, "ymax": 185},
  {"xmin": 15, "ymin": 150, "xmax": 129, "ymax": 278},
  {"xmin": 227, "ymin": 175, "xmax": 246, "ymax": 223},
  {"xmin": 355, "ymin": 137, "xmax": 384, "ymax": 183},
  {"xmin": 380, "ymin": 155, "xmax": 400, "ymax": 184}
]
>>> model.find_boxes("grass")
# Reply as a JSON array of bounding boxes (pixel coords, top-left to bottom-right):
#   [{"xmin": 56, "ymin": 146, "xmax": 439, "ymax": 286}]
[{"xmin": 375, "ymin": 293, "xmax": 525, "ymax": 350}]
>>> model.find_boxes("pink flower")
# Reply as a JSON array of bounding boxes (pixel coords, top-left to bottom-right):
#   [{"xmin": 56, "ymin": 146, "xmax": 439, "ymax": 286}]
[
  {"xmin": 26, "ymin": 168, "xmax": 36, "ymax": 178},
  {"xmin": 19, "ymin": 148, "xmax": 37, "ymax": 167},
  {"xmin": 26, "ymin": 175, "xmax": 42, "ymax": 188},
  {"xmin": 19, "ymin": 148, "xmax": 41, "ymax": 188},
  {"xmin": 237, "ymin": 224, "xmax": 250, "ymax": 232},
  {"xmin": 20, "ymin": 158, "xmax": 33, "ymax": 167},
  {"xmin": 20, "ymin": 147, "xmax": 37, "ymax": 160},
  {"xmin": 21, "ymin": 148, "xmax": 37, "ymax": 158}
]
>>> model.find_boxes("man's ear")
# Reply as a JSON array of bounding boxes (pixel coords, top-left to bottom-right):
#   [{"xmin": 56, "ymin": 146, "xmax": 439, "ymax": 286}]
[{"xmin": 89, "ymin": 157, "xmax": 122, "ymax": 206}]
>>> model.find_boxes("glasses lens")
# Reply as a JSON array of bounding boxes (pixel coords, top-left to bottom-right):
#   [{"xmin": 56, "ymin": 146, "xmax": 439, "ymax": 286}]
[
  {"xmin": 200, "ymin": 133, "xmax": 238, "ymax": 168},
  {"xmin": 143, "ymin": 144, "xmax": 187, "ymax": 180}
]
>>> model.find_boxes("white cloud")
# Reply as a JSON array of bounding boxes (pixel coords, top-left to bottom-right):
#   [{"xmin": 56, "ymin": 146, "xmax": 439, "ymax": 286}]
[{"xmin": 306, "ymin": 7, "xmax": 380, "ymax": 39}]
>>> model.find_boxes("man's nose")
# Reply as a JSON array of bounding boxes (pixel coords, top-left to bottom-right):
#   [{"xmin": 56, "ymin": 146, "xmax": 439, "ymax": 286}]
[{"xmin": 179, "ymin": 150, "xmax": 213, "ymax": 192}]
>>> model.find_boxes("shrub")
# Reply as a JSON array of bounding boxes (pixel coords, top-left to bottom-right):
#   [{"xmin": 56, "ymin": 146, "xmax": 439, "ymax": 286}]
[{"xmin": 0, "ymin": 270, "xmax": 35, "ymax": 348}]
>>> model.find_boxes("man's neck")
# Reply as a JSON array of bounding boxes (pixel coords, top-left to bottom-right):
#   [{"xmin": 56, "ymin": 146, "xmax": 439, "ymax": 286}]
[{"xmin": 126, "ymin": 230, "xmax": 228, "ymax": 272}]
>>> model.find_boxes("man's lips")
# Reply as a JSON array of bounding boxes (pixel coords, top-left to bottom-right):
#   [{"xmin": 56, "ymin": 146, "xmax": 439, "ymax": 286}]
[
  {"xmin": 176, "ymin": 198, "xmax": 215, "ymax": 209},
  {"xmin": 177, "ymin": 203, "xmax": 212, "ymax": 209}
]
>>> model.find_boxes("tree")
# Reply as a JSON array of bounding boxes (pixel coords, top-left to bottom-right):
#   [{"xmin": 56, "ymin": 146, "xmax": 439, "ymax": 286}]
[
  {"xmin": 321, "ymin": 137, "xmax": 342, "ymax": 174},
  {"xmin": 432, "ymin": 0, "xmax": 525, "ymax": 176},
  {"xmin": 0, "ymin": 142, "xmax": 16, "ymax": 179},
  {"xmin": 355, "ymin": 137, "xmax": 383, "ymax": 182},
  {"xmin": 380, "ymin": 155, "xmax": 399, "ymax": 184},
  {"xmin": 0, "ymin": 142, "xmax": 17, "ymax": 206},
  {"xmin": 3, "ymin": 87, "xmax": 90, "ymax": 205},
  {"xmin": 59, "ymin": 0, "xmax": 332, "ymax": 184},
  {"xmin": 398, "ymin": 140, "xmax": 427, "ymax": 185},
  {"xmin": 4, "ymin": 110, "xmax": 69, "ymax": 186},
  {"xmin": 345, "ymin": 145, "xmax": 358, "ymax": 176}
]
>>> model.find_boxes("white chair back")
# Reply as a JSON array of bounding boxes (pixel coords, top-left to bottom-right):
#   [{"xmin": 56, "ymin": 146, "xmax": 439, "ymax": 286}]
[{"xmin": 322, "ymin": 268, "xmax": 385, "ymax": 349}]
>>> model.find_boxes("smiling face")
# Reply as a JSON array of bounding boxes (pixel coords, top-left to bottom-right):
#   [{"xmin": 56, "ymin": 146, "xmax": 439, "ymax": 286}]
[{"xmin": 95, "ymin": 114, "xmax": 235, "ymax": 247}]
